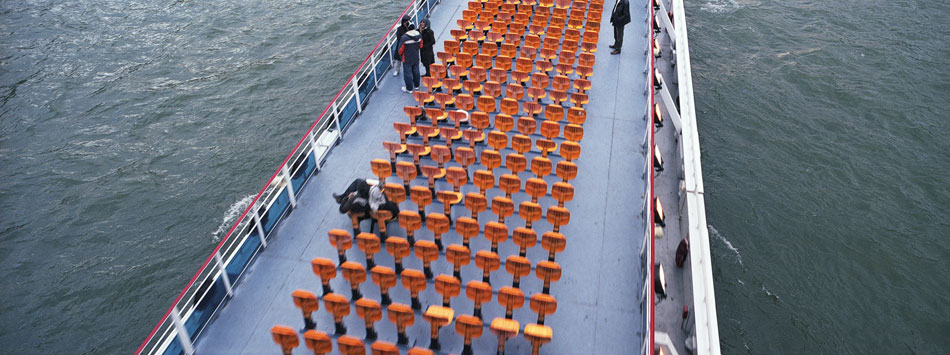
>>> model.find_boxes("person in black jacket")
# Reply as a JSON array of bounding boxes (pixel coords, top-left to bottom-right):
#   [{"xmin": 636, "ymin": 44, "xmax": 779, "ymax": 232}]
[
  {"xmin": 398, "ymin": 28, "xmax": 423, "ymax": 93},
  {"xmin": 419, "ymin": 19, "xmax": 436, "ymax": 77},
  {"xmin": 610, "ymin": 0, "xmax": 631, "ymax": 55},
  {"xmin": 393, "ymin": 15, "xmax": 412, "ymax": 77}
]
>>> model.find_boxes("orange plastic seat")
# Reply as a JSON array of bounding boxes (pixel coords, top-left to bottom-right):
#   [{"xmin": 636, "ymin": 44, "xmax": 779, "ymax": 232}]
[
  {"xmin": 451, "ymin": 29, "xmax": 468, "ymax": 42},
  {"xmin": 470, "ymin": 66, "xmax": 488, "ymax": 82},
  {"xmin": 570, "ymin": 92, "xmax": 589, "ymax": 107},
  {"xmin": 559, "ymin": 141, "xmax": 580, "ymax": 161},
  {"xmin": 563, "ymin": 124, "xmax": 583, "ymax": 142},
  {"xmin": 573, "ymin": 78, "xmax": 591, "ymax": 93},
  {"xmin": 494, "ymin": 114, "xmax": 514, "ymax": 133},
  {"xmin": 498, "ymin": 173, "xmax": 520, "ymax": 200},
  {"xmin": 437, "ymin": 190, "xmax": 463, "ymax": 221},
  {"xmin": 536, "ymin": 139, "xmax": 557, "ymax": 157},
  {"xmin": 531, "ymin": 157, "xmax": 553, "ymax": 178},
  {"xmin": 413, "ymin": 91, "xmax": 434, "ymax": 108},
  {"xmin": 426, "ymin": 213, "xmax": 450, "ymax": 251},
  {"xmin": 491, "ymin": 196, "xmax": 515, "ymax": 224},
  {"xmin": 463, "ymin": 40, "xmax": 479, "ymax": 55},
  {"xmin": 546, "ymin": 205, "xmax": 570, "ymax": 233},
  {"xmin": 477, "ymin": 95, "xmax": 497, "ymax": 112},
  {"xmin": 490, "ymin": 68, "xmax": 508, "ymax": 83},
  {"xmin": 455, "ymin": 146, "xmax": 476, "ymax": 175},
  {"xmin": 483, "ymin": 81, "xmax": 502, "ymax": 97},
  {"xmin": 511, "ymin": 70, "xmax": 531, "ymax": 85},
  {"xmin": 527, "ymin": 86, "xmax": 546, "ymax": 103},
  {"xmin": 505, "ymin": 152, "xmax": 528, "ymax": 174},
  {"xmin": 434, "ymin": 92, "xmax": 456, "ymax": 109},
  {"xmin": 498, "ymin": 286, "xmax": 528, "ymax": 322},
  {"xmin": 271, "ymin": 325, "xmax": 299, "ymax": 355},
  {"xmin": 464, "ymin": 80, "xmax": 483, "ymax": 95},
  {"xmin": 567, "ymin": 107, "xmax": 586, "ymax": 124},
  {"xmin": 495, "ymin": 54, "xmax": 513, "ymax": 71},
  {"xmin": 525, "ymin": 177, "xmax": 548, "ymax": 204},
  {"xmin": 539, "ymin": 119, "xmax": 560, "ymax": 139},
  {"xmin": 437, "ymin": 51, "xmax": 455, "ymax": 66},
  {"xmin": 464, "ymin": 192, "xmax": 488, "ymax": 221},
  {"xmin": 549, "ymin": 90, "xmax": 568, "ymax": 105},
  {"xmin": 515, "ymin": 57, "xmax": 533, "ymax": 73},
  {"xmin": 552, "ymin": 161, "xmax": 574, "ymax": 184},
  {"xmin": 517, "ymin": 117, "xmax": 537, "ymax": 135},
  {"xmin": 456, "ymin": 53, "xmax": 474, "ymax": 69},
  {"xmin": 480, "ymin": 150, "xmax": 502, "ymax": 172},
  {"xmin": 473, "ymin": 169, "xmax": 495, "ymax": 195},
  {"xmin": 487, "ymin": 130, "xmax": 509, "ymax": 151},
  {"xmin": 505, "ymin": 83, "xmax": 524, "ymax": 100},
  {"xmin": 497, "ymin": 99, "xmax": 518, "ymax": 117},
  {"xmin": 510, "ymin": 136, "xmax": 531, "ymax": 156}
]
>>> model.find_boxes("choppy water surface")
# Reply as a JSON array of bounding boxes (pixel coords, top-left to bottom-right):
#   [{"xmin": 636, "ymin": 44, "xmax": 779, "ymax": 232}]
[
  {"xmin": 687, "ymin": 0, "xmax": 950, "ymax": 353},
  {"xmin": 0, "ymin": 0, "xmax": 403, "ymax": 353}
]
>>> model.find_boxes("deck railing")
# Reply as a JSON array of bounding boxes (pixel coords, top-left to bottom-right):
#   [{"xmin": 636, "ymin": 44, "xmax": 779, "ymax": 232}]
[
  {"xmin": 134, "ymin": 1, "xmax": 439, "ymax": 354},
  {"xmin": 648, "ymin": 0, "xmax": 721, "ymax": 353},
  {"xmin": 640, "ymin": 0, "xmax": 658, "ymax": 354}
]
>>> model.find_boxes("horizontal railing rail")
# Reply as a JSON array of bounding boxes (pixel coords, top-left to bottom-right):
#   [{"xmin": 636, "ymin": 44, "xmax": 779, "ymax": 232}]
[
  {"xmin": 135, "ymin": 1, "xmax": 439, "ymax": 354},
  {"xmin": 650, "ymin": 0, "xmax": 721, "ymax": 353}
]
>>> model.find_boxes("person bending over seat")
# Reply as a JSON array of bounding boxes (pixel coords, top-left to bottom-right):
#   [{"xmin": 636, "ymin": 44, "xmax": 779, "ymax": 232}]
[{"xmin": 333, "ymin": 178, "xmax": 399, "ymax": 216}]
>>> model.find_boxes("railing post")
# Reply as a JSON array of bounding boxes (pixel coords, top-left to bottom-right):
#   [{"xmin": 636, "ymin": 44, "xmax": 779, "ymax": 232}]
[
  {"xmin": 170, "ymin": 306, "xmax": 195, "ymax": 355},
  {"xmin": 308, "ymin": 128, "xmax": 321, "ymax": 172},
  {"xmin": 281, "ymin": 164, "xmax": 298, "ymax": 209},
  {"xmin": 370, "ymin": 55, "xmax": 379, "ymax": 88},
  {"xmin": 214, "ymin": 251, "xmax": 234, "ymax": 298},
  {"xmin": 351, "ymin": 79, "xmax": 362, "ymax": 114},
  {"xmin": 252, "ymin": 203, "xmax": 268, "ymax": 248}
]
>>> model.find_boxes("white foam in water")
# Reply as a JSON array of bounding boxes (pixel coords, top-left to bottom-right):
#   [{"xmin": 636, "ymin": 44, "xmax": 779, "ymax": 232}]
[
  {"xmin": 700, "ymin": 0, "xmax": 745, "ymax": 14},
  {"xmin": 212, "ymin": 194, "xmax": 256, "ymax": 242},
  {"xmin": 709, "ymin": 224, "xmax": 743, "ymax": 266}
]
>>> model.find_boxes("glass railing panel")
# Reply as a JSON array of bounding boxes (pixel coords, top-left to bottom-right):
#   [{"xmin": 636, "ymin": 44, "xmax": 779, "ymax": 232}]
[{"xmin": 338, "ymin": 96, "xmax": 358, "ymax": 128}]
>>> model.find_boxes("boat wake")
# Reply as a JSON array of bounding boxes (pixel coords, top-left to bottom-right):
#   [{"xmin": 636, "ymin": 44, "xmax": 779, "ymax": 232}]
[
  {"xmin": 708, "ymin": 224, "xmax": 743, "ymax": 266},
  {"xmin": 211, "ymin": 194, "xmax": 256, "ymax": 242},
  {"xmin": 699, "ymin": 0, "xmax": 755, "ymax": 14}
]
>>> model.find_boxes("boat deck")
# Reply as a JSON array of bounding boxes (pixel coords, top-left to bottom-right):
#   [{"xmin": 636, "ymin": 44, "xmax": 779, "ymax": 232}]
[{"xmin": 193, "ymin": 0, "xmax": 650, "ymax": 353}]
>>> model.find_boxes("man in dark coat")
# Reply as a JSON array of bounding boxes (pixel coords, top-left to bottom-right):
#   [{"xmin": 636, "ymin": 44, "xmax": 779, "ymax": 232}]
[
  {"xmin": 398, "ymin": 28, "xmax": 423, "ymax": 93},
  {"xmin": 610, "ymin": 0, "xmax": 631, "ymax": 55},
  {"xmin": 393, "ymin": 15, "xmax": 412, "ymax": 77},
  {"xmin": 419, "ymin": 19, "xmax": 436, "ymax": 77}
]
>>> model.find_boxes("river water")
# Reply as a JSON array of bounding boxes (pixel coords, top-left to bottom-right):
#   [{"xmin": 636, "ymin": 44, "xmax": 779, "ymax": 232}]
[
  {"xmin": 2, "ymin": 0, "xmax": 948, "ymax": 354},
  {"xmin": 687, "ymin": 0, "xmax": 950, "ymax": 353},
  {"xmin": 0, "ymin": 0, "xmax": 403, "ymax": 353}
]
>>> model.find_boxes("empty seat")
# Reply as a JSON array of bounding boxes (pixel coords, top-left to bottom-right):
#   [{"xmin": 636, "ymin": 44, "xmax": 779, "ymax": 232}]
[
  {"xmin": 555, "ymin": 160, "xmax": 577, "ymax": 182},
  {"xmin": 494, "ymin": 114, "xmax": 514, "ymax": 133}
]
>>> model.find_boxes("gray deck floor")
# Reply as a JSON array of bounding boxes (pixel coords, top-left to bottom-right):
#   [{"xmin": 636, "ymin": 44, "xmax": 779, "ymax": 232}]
[{"xmin": 194, "ymin": 1, "xmax": 649, "ymax": 353}]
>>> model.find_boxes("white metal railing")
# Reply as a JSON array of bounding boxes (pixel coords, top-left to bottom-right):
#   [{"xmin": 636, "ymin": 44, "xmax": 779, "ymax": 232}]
[
  {"xmin": 641, "ymin": 0, "xmax": 658, "ymax": 353},
  {"xmin": 135, "ymin": 1, "xmax": 439, "ymax": 354},
  {"xmin": 651, "ymin": 0, "xmax": 721, "ymax": 353}
]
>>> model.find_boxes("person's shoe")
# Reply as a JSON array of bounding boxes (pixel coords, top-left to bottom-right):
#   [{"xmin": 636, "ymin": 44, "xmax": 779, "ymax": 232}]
[
  {"xmin": 609, "ymin": 44, "xmax": 616, "ymax": 49},
  {"xmin": 401, "ymin": 86, "xmax": 410, "ymax": 93},
  {"xmin": 332, "ymin": 193, "xmax": 344, "ymax": 204},
  {"xmin": 611, "ymin": 49, "xmax": 621, "ymax": 55},
  {"xmin": 393, "ymin": 70, "xmax": 399, "ymax": 77}
]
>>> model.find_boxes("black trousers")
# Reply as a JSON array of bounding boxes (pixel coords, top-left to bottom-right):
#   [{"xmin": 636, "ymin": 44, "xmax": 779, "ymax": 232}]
[{"xmin": 613, "ymin": 24, "xmax": 625, "ymax": 50}]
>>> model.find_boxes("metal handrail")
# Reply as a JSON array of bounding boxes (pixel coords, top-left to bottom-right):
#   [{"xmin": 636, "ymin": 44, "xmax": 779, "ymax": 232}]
[
  {"xmin": 647, "ymin": 0, "xmax": 658, "ymax": 352},
  {"xmin": 668, "ymin": 0, "xmax": 720, "ymax": 352},
  {"xmin": 135, "ymin": 1, "xmax": 437, "ymax": 353},
  {"xmin": 648, "ymin": 0, "xmax": 721, "ymax": 353}
]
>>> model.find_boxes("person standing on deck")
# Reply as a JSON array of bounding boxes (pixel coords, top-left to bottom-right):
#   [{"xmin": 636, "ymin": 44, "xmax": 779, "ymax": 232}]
[
  {"xmin": 393, "ymin": 15, "xmax": 412, "ymax": 77},
  {"xmin": 399, "ymin": 27, "xmax": 423, "ymax": 93},
  {"xmin": 609, "ymin": 0, "xmax": 631, "ymax": 55},
  {"xmin": 419, "ymin": 19, "xmax": 436, "ymax": 77}
]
